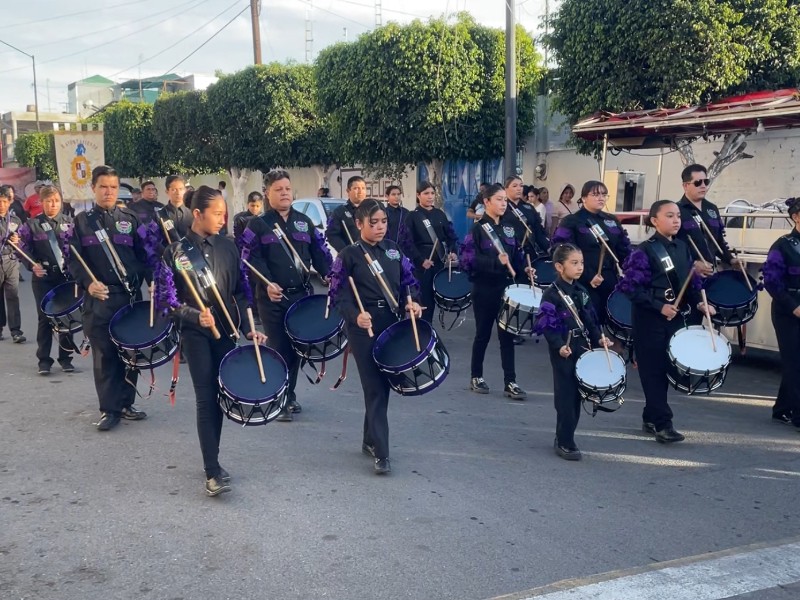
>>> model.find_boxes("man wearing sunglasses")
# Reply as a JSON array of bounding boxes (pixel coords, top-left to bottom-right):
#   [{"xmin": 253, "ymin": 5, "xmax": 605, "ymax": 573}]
[{"xmin": 676, "ymin": 163, "xmax": 739, "ymax": 277}]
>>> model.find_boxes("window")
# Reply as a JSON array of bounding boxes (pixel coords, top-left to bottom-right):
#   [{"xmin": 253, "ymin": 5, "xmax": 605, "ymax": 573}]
[{"xmin": 304, "ymin": 202, "xmax": 323, "ymax": 228}]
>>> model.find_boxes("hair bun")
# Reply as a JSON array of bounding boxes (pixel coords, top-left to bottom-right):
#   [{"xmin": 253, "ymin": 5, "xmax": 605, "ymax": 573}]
[{"xmin": 785, "ymin": 198, "xmax": 796, "ymax": 207}]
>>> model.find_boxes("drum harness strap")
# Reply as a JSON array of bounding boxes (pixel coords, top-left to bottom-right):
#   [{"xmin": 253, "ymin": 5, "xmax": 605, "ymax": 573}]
[
  {"xmin": 85, "ymin": 209, "xmax": 133, "ymax": 295},
  {"xmin": 357, "ymin": 241, "xmax": 401, "ymax": 314},
  {"xmin": 481, "ymin": 222, "xmax": 511, "ymax": 266},
  {"xmin": 273, "ymin": 221, "xmax": 306, "ymax": 275},
  {"xmin": 421, "ymin": 215, "xmax": 446, "ymax": 262},
  {"xmin": 648, "ymin": 239, "xmax": 689, "ymax": 318}
]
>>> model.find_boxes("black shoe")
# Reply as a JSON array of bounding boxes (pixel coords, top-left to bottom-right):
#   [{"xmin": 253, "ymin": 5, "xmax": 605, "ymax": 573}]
[
  {"xmin": 96, "ymin": 412, "xmax": 120, "ymax": 431},
  {"xmin": 772, "ymin": 413, "xmax": 792, "ymax": 425},
  {"xmin": 288, "ymin": 399, "xmax": 302, "ymax": 413},
  {"xmin": 554, "ymin": 443, "xmax": 582, "ymax": 461},
  {"xmin": 504, "ymin": 381, "xmax": 527, "ymax": 400},
  {"xmin": 470, "ymin": 377, "xmax": 490, "ymax": 394},
  {"xmin": 38, "ymin": 364, "xmax": 51, "ymax": 376},
  {"xmin": 218, "ymin": 466, "xmax": 231, "ymax": 483},
  {"xmin": 121, "ymin": 406, "xmax": 147, "ymax": 420},
  {"xmin": 513, "ymin": 335, "xmax": 526, "ymax": 345},
  {"xmin": 60, "ymin": 362, "xmax": 75, "ymax": 373},
  {"xmin": 642, "ymin": 421, "xmax": 657, "ymax": 434},
  {"xmin": 362, "ymin": 443, "xmax": 376, "ymax": 458},
  {"xmin": 12, "ymin": 334, "xmax": 25, "ymax": 344},
  {"xmin": 374, "ymin": 458, "xmax": 391, "ymax": 474},
  {"xmin": 205, "ymin": 476, "xmax": 231, "ymax": 497},
  {"xmin": 275, "ymin": 407, "xmax": 293, "ymax": 422},
  {"xmin": 655, "ymin": 427, "xmax": 685, "ymax": 443}
]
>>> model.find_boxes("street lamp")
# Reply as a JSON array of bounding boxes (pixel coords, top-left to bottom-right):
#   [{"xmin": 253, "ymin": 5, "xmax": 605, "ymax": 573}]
[{"xmin": 0, "ymin": 39, "xmax": 40, "ymax": 132}]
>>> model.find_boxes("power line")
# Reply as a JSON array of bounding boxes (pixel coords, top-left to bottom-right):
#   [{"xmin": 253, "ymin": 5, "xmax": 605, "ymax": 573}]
[
  {"xmin": 6, "ymin": 0, "xmax": 157, "ymax": 28},
  {"xmin": 300, "ymin": 0, "xmax": 370, "ymax": 29},
  {"xmin": 107, "ymin": 0, "xmax": 244, "ymax": 78}
]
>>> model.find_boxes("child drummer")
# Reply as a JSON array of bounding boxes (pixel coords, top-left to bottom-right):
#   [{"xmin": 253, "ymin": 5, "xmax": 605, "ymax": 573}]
[{"xmin": 534, "ymin": 243, "xmax": 608, "ymax": 461}]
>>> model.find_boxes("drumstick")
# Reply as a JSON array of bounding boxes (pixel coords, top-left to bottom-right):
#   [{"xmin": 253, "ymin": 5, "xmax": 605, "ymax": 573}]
[
  {"xmin": 565, "ymin": 330, "xmax": 572, "ymax": 350},
  {"xmin": 242, "ymin": 258, "xmax": 289, "ymax": 301},
  {"xmin": 149, "ymin": 282, "xmax": 155, "ymax": 328},
  {"xmin": 687, "ymin": 237, "xmax": 711, "ymax": 269},
  {"xmin": 69, "ymin": 245, "xmax": 100, "ymax": 284},
  {"xmin": 158, "ymin": 217, "xmax": 174, "ymax": 245},
  {"xmin": 735, "ymin": 254, "xmax": 754, "ymax": 292},
  {"xmin": 526, "ymin": 254, "xmax": 536, "ymax": 287},
  {"xmin": 696, "ymin": 214, "xmax": 726, "ymax": 256},
  {"xmin": 348, "ymin": 275, "xmax": 373, "ymax": 337},
  {"xmin": 590, "ymin": 227, "xmax": 623, "ymax": 276},
  {"xmin": 208, "ymin": 281, "xmax": 239, "ymax": 340},
  {"xmin": 448, "ymin": 256, "xmax": 452, "ymax": 282},
  {"xmin": 274, "ymin": 225, "xmax": 310, "ymax": 273},
  {"xmin": 672, "ymin": 267, "xmax": 696, "ymax": 308},
  {"xmin": 343, "ymin": 219, "xmax": 355, "ymax": 245},
  {"xmin": 601, "ymin": 335, "xmax": 613, "ymax": 371},
  {"xmin": 246, "ymin": 307, "xmax": 266, "ymax": 384},
  {"xmin": 5, "ymin": 240, "xmax": 37, "ymax": 266},
  {"xmin": 700, "ymin": 289, "xmax": 717, "ymax": 351},
  {"xmin": 427, "ymin": 239, "xmax": 439, "ymax": 263},
  {"xmin": 500, "ymin": 250, "xmax": 517, "ymax": 279},
  {"xmin": 407, "ymin": 286, "xmax": 420, "ymax": 352},
  {"xmin": 597, "ymin": 245, "xmax": 606, "ymax": 277},
  {"xmin": 363, "ymin": 252, "xmax": 399, "ymax": 309},
  {"xmin": 555, "ymin": 284, "xmax": 584, "ymax": 330},
  {"xmin": 177, "ymin": 268, "xmax": 221, "ymax": 340},
  {"xmin": 324, "ymin": 294, "xmax": 331, "ymax": 320}
]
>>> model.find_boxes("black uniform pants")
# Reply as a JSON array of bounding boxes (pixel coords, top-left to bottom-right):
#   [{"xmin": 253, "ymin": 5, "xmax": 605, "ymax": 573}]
[
  {"xmin": 772, "ymin": 307, "xmax": 800, "ymax": 424},
  {"xmin": 181, "ymin": 327, "xmax": 235, "ymax": 479},
  {"xmin": 256, "ymin": 289, "xmax": 305, "ymax": 403},
  {"xmin": 346, "ymin": 308, "xmax": 397, "ymax": 460},
  {"xmin": 583, "ymin": 271, "xmax": 617, "ymax": 327},
  {"xmin": 83, "ymin": 292, "xmax": 139, "ymax": 414},
  {"xmin": 0, "ymin": 255, "xmax": 22, "ymax": 335},
  {"xmin": 470, "ymin": 282, "xmax": 516, "ymax": 384},
  {"xmin": 32, "ymin": 278, "xmax": 75, "ymax": 368},
  {"xmin": 633, "ymin": 307, "xmax": 683, "ymax": 430},
  {"xmin": 549, "ymin": 347, "xmax": 583, "ymax": 448},
  {"xmin": 416, "ymin": 262, "xmax": 440, "ymax": 324}
]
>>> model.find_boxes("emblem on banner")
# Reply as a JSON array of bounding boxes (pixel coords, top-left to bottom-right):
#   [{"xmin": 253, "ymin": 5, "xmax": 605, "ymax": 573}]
[{"xmin": 70, "ymin": 143, "xmax": 91, "ymax": 186}]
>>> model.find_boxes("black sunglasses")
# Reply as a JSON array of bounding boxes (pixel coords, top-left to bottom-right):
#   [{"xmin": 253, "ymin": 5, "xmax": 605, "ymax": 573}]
[{"xmin": 690, "ymin": 178, "xmax": 711, "ymax": 187}]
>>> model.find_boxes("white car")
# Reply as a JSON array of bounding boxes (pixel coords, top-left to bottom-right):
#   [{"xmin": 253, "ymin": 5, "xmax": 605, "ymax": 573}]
[{"xmin": 292, "ymin": 198, "xmax": 346, "ymax": 257}]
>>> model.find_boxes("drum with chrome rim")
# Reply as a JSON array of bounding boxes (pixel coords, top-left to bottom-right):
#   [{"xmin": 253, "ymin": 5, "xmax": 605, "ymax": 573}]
[
  {"xmin": 575, "ymin": 348, "xmax": 626, "ymax": 413},
  {"xmin": 109, "ymin": 301, "xmax": 179, "ymax": 370},
  {"xmin": 217, "ymin": 345, "xmax": 289, "ymax": 425},
  {"xmin": 497, "ymin": 284, "xmax": 542, "ymax": 336},
  {"xmin": 667, "ymin": 325, "xmax": 731, "ymax": 394},
  {"xmin": 41, "ymin": 281, "xmax": 84, "ymax": 335},
  {"xmin": 702, "ymin": 270, "xmax": 759, "ymax": 327}
]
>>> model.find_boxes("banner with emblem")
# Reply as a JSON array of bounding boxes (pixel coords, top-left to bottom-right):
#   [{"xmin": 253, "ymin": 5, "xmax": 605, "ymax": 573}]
[{"xmin": 53, "ymin": 124, "xmax": 104, "ymax": 203}]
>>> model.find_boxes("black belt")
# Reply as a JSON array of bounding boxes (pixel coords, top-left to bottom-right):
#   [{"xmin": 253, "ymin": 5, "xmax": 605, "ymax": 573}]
[
  {"xmin": 363, "ymin": 300, "xmax": 392, "ymax": 308},
  {"xmin": 788, "ymin": 288, "xmax": 800, "ymax": 293},
  {"xmin": 284, "ymin": 285, "xmax": 308, "ymax": 294}
]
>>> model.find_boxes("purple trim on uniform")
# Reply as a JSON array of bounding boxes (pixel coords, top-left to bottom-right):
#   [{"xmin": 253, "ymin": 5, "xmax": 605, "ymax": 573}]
[
  {"xmin": 618, "ymin": 227, "xmax": 632, "ymax": 255},
  {"xmin": 762, "ymin": 249, "xmax": 786, "ymax": 296},
  {"xmin": 681, "ymin": 219, "xmax": 700, "ymax": 231},
  {"xmin": 691, "ymin": 270, "xmax": 703, "ymax": 291},
  {"xmin": 707, "ymin": 218, "xmax": 721, "ymax": 229},
  {"xmin": 503, "ymin": 236, "xmax": 517, "ymax": 247},
  {"xmin": 239, "ymin": 260, "xmax": 253, "ymax": 306},
  {"xmin": 154, "ymin": 260, "xmax": 181, "ymax": 315},
  {"xmin": 17, "ymin": 224, "xmax": 31, "ymax": 252},
  {"xmin": 616, "ymin": 249, "xmax": 651, "ymax": 295},
  {"xmin": 241, "ymin": 227, "xmax": 257, "ymax": 248},
  {"xmin": 788, "ymin": 266, "xmax": 800, "ymax": 276},
  {"xmin": 260, "ymin": 233, "xmax": 279, "ymax": 245},
  {"xmin": 138, "ymin": 221, "xmax": 162, "ymax": 269},
  {"xmin": 32, "ymin": 232, "xmax": 49, "ymax": 242},
  {"xmin": 328, "ymin": 257, "xmax": 347, "ymax": 307},
  {"xmin": 112, "ymin": 234, "xmax": 133, "ymax": 247},
  {"xmin": 291, "ymin": 232, "xmax": 311, "ymax": 244},
  {"xmin": 62, "ymin": 225, "xmax": 73, "ymax": 266},
  {"xmin": 400, "ymin": 255, "xmax": 420, "ymax": 298},
  {"xmin": 80, "ymin": 235, "xmax": 100, "ymax": 246},
  {"xmin": 480, "ymin": 239, "xmax": 494, "ymax": 251},
  {"xmin": 324, "ymin": 214, "xmax": 336, "ymax": 244},
  {"xmin": 444, "ymin": 221, "xmax": 458, "ymax": 252},
  {"xmin": 313, "ymin": 228, "xmax": 333, "ymax": 265},
  {"xmin": 533, "ymin": 301, "xmax": 569, "ymax": 335},
  {"xmin": 397, "ymin": 218, "xmax": 413, "ymax": 257},
  {"xmin": 551, "ymin": 227, "xmax": 573, "ymax": 245},
  {"xmin": 460, "ymin": 234, "xmax": 476, "ymax": 272},
  {"xmin": 577, "ymin": 226, "xmax": 591, "ymax": 235}
]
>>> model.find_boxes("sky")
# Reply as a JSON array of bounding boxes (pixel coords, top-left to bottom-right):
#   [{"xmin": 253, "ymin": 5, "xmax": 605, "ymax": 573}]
[{"xmin": 0, "ymin": 0, "xmax": 550, "ymax": 115}]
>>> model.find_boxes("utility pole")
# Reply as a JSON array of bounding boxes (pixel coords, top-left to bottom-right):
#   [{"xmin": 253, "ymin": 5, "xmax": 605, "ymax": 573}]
[
  {"xmin": 375, "ymin": 0, "xmax": 382, "ymax": 27},
  {"xmin": 305, "ymin": 2, "xmax": 313, "ymax": 63},
  {"xmin": 0, "ymin": 39, "xmax": 40, "ymax": 131},
  {"xmin": 251, "ymin": 0, "xmax": 262, "ymax": 65},
  {"xmin": 504, "ymin": 0, "xmax": 517, "ymax": 177}
]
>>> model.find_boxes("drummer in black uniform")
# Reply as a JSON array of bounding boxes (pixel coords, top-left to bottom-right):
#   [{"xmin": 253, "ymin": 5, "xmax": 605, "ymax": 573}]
[
  {"xmin": 329, "ymin": 199, "xmax": 422, "ymax": 475},
  {"xmin": 398, "ymin": 181, "xmax": 458, "ymax": 323},
  {"xmin": 233, "ymin": 191, "xmax": 264, "ymax": 244},
  {"xmin": 384, "ymin": 185, "xmax": 408, "ymax": 243},
  {"xmin": 69, "ymin": 165, "xmax": 153, "ymax": 431},
  {"xmin": 503, "ymin": 175, "xmax": 549, "ymax": 257},
  {"xmin": 0, "ymin": 185, "xmax": 25, "ymax": 343},
  {"xmin": 156, "ymin": 185, "xmax": 266, "ymax": 497},
  {"xmin": 130, "ymin": 180, "xmax": 165, "ymax": 224},
  {"xmin": 461, "ymin": 183, "xmax": 532, "ymax": 400},
  {"xmin": 326, "ymin": 176, "xmax": 366, "ymax": 252},
  {"xmin": 617, "ymin": 200, "xmax": 715, "ymax": 443},
  {"xmin": 18, "ymin": 185, "xmax": 78, "ymax": 374},
  {"xmin": 761, "ymin": 197, "xmax": 800, "ymax": 428},
  {"xmin": 241, "ymin": 169, "xmax": 333, "ymax": 422},
  {"xmin": 156, "ymin": 175, "xmax": 193, "ymax": 244},
  {"xmin": 551, "ymin": 180, "xmax": 631, "ymax": 329}
]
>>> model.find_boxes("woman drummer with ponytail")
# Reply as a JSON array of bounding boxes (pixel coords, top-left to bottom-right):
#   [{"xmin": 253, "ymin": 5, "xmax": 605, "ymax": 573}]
[
  {"xmin": 329, "ymin": 199, "xmax": 422, "ymax": 475},
  {"xmin": 761, "ymin": 197, "xmax": 800, "ymax": 428},
  {"xmin": 155, "ymin": 185, "xmax": 266, "ymax": 497}
]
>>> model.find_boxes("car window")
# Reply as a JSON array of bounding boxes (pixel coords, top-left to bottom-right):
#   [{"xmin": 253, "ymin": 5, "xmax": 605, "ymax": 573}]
[
  {"xmin": 305, "ymin": 202, "xmax": 323, "ymax": 227},
  {"xmin": 322, "ymin": 200, "xmax": 344, "ymax": 216},
  {"xmin": 294, "ymin": 201, "xmax": 308, "ymax": 214}
]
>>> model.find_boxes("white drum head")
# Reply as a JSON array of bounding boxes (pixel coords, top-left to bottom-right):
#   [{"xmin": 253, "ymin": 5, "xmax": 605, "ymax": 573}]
[
  {"xmin": 669, "ymin": 326, "xmax": 731, "ymax": 373},
  {"xmin": 575, "ymin": 349, "xmax": 626, "ymax": 388},
  {"xmin": 504, "ymin": 285, "xmax": 542, "ymax": 311}
]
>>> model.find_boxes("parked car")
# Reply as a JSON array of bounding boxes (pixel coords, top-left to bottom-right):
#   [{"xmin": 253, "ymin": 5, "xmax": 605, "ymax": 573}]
[{"xmin": 292, "ymin": 198, "xmax": 347, "ymax": 257}]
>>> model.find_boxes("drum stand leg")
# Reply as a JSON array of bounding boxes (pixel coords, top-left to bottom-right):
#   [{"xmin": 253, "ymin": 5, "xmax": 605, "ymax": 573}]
[{"xmin": 737, "ymin": 324, "xmax": 747, "ymax": 356}]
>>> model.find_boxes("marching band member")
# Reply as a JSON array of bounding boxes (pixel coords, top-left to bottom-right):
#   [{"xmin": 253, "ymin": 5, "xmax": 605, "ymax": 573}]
[
  {"xmin": 17, "ymin": 185, "xmax": 77, "ymax": 374},
  {"xmin": 761, "ymin": 197, "xmax": 800, "ymax": 428},
  {"xmin": 326, "ymin": 175, "xmax": 367, "ymax": 253},
  {"xmin": 398, "ymin": 181, "xmax": 458, "ymax": 323},
  {"xmin": 676, "ymin": 164, "xmax": 739, "ymax": 277},
  {"xmin": 461, "ymin": 183, "xmax": 531, "ymax": 400},
  {"xmin": 384, "ymin": 185, "xmax": 408, "ymax": 243},
  {"xmin": 157, "ymin": 175, "xmax": 193, "ymax": 244},
  {"xmin": 503, "ymin": 175, "xmax": 549, "ymax": 258},
  {"xmin": 329, "ymin": 199, "xmax": 421, "ymax": 475},
  {"xmin": 130, "ymin": 180, "xmax": 165, "ymax": 224},
  {"xmin": 241, "ymin": 169, "xmax": 332, "ymax": 422},
  {"xmin": 534, "ymin": 243, "xmax": 606, "ymax": 461},
  {"xmin": 551, "ymin": 180, "xmax": 631, "ymax": 328},
  {"xmin": 156, "ymin": 185, "xmax": 265, "ymax": 496},
  {"xmin": 0, "ymin": 185, "xmax": 25, "ymax": 343},
  {"xmin": 233, "ymin": 191, "xmax": 264, "ymax": 244},
  {"xmin": 617, "ymin": 200, "xmax": 714, "ymax": 443},
  {"xmin": 69, "ymin": 166, "xmax": 153, "ymax": 431}
]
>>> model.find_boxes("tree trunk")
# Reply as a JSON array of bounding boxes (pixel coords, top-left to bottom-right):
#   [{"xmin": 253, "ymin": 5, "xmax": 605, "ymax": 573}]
[
  {"xmin": 676, "ymin": 133, "xmax": 751, "ymax": 191},
  {"xmin": 427, "ymin": 158, "xmax": 445, "ymax": 208},
  {"xmin": 677, "ymin": 141, "xmax": 696, "ymax": 167},
  {"xmin": 228, "ymin": 166, "xmax": 252, "ymax": 215},
  {"xmin": 312, "ymin": 164, "xmax": 337, "ymax": 190}
]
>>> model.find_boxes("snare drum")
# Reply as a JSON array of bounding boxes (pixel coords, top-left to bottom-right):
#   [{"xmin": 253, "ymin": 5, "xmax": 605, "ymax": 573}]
[
  {"xmin": 667, "ymin": 325, "xmax": 731, "ymax": 394},
  {"xmin": 41, "ymin": 282, "xmax": 84, "ymax": 334},
  {"xmin": 432, "ymin": 268, "xmax": 472, "ymax": 313},
  {"xmin": 605, "ymin": 290, "xmax": 633, "ymax": 345},
  {"xmin": 497, "ymin": 284, "xmax": 542, "ymax": 336},
  {"xmin": 285, "ymin": 294, "xmax": 348, "ymax": 363},
  {"xmin": 532, "ymin": 257, "xmax": 556, "ymax": 289},
  {"xmin": 372, "ymin": 319, "xmax": 450, "ymax": 396},
  {"xmin": 218, "ymin": 345, "xmax": 288, "ymax": 425},
  {"xmin": 109, "ymin": 301, "xmax": 179, "ymax": 370},
  {"xmin": 702, "ymin": 270, "xmax": 758, "ymax": 327},
  {"xmin": 575, "ymin": 349, "xmax": 626, "ymax": 413}
]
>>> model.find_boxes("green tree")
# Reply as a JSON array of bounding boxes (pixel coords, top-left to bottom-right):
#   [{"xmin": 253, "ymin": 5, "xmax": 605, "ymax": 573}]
[
  {"xmin": 89, "ymin": 101, "xmax": 163, "ymax": 178},
  {"xmin": 152, "ymin": 90, "xmax": 220, "ymax": 174},
  {"xmin": 14, "ymin": 132, "xmax": 58, "ymax": 181},
  {"xmin": 548, "ymin": 0, "xmax": 800, "ymax": 169}
]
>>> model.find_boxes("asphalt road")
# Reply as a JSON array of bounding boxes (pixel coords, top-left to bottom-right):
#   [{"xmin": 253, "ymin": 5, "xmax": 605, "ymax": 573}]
[{"xmin": 1, "ymin": 279, "xmax": 799, "ymax": 600}]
